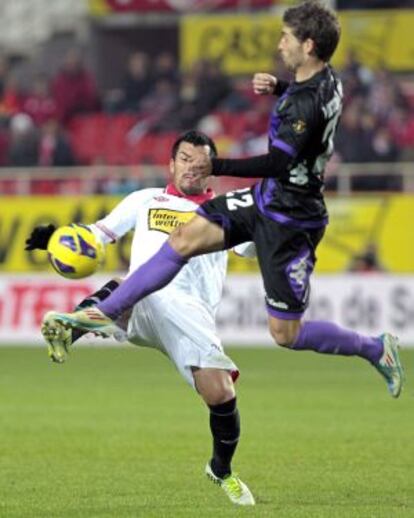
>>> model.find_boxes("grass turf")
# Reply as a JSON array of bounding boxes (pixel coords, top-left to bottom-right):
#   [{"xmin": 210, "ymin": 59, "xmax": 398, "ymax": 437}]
[{"xmin": 0, "ymin": 346, "xmax": 413, "ymax": 517}]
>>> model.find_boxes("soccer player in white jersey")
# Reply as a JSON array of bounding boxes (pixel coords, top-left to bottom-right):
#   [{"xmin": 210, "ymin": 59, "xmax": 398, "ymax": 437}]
[{"xmin": 26, "ymin": 131, "xmax": 255, "ymax": 506}]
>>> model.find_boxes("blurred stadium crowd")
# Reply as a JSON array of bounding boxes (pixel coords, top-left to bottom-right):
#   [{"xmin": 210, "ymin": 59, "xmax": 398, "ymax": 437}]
[{"xmin": 0, "ymin": 5, "xmax": 413, "ymax": 195}]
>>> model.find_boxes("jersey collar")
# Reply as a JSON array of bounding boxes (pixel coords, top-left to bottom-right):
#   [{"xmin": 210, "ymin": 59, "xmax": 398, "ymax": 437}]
[{"xmin": 165, "ymin": 183, "xmax": 214, "ymax": 205}]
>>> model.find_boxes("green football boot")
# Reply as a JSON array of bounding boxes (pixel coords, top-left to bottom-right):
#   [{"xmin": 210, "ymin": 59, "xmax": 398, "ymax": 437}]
[
  {"xmin": 45, "ymin": 307, "xmax": 118, "ymax": 338},
  {"xmin": 41, "ymin": 313, "xmax": 73, "ymax": 363},
  {"xmin": 205, "ymin": 463, "xmax": 255, "ymax": 506},
  {"xmin": 374, "ymin": 333, "xmax": 404, "ymax": 398}
]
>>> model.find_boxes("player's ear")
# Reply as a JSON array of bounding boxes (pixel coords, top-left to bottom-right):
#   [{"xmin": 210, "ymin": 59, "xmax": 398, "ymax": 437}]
[
  {"xmin": 169, "ymin": 158, "xmax": 175, "ymax": 176},
  {"xmin": 304, "ymin": 38, "xmax": 316, "ymax": 57}
]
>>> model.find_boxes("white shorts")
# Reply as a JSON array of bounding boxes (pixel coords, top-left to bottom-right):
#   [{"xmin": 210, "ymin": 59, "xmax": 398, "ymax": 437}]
[{"xmin": 122, "ymin": 291, "xmax": 239, "ymax": 388}]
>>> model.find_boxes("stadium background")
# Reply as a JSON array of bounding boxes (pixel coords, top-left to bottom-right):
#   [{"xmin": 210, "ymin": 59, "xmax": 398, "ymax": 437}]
[
  {"xmin": 1, "ymin": 2, "xmax": 413, "ymax": 517},
  {"xmin": 0, "ymin": 0, "xmax": 413, "ymax": 345}
]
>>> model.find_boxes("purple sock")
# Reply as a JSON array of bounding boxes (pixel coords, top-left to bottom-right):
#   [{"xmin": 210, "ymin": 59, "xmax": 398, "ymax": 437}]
[
  {"xmin": 292, "ymin": 321, "xmax": 383, "ymax": 364},
  {"xmin": 97, "ymin": 242, "xmax": 187, "ymax": 319}
]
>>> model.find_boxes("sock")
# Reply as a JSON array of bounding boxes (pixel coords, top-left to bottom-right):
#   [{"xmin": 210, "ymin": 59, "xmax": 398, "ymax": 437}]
[
  {"xmin": 71, "ymin": 279, "xmax": 121, "ymax": 344},
  {"xmin": 98, "ymin": 242, "xmax": 187, "ymax": 320},
  {"xmin": 209, "ymin": 398, "xmax": 240, "ymax": 478},
  {"xmin": 292, "ymin": 321, "xmax": 383, "ymax": 364}
]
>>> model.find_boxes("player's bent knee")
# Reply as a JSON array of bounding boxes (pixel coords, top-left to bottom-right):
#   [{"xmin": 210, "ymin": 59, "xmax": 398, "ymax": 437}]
[
  {"xmin": 193, "ymin": 368, "xmax": 235, "ymax": 406},
  {"xmin": 205, "ymin": 386, "xmax": 235, "ymax": 407},
  {"xmin": 203, "ymin": 379, "xmax": 235, "ymax": 407}
]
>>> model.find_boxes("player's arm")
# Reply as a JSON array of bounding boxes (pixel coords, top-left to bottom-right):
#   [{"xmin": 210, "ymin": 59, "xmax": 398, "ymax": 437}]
[
  {"xmin": 89, "ymin": 191, "xmax": 142, "ymax": 245},
  {"xmin": 210, "ymin": 92, "xmax": 318, "ymax": 179},
  {"xmin": 25, "ymin": 191, "xmax": 143, "ymax": 251}
]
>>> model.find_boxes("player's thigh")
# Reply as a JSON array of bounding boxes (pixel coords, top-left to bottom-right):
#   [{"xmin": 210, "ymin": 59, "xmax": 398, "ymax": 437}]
[
  {"xmin": 169, "ymin": 213, "xmax": 225, "ymax": 257},
  {"xmin": 192, "ymin": 368, "xmax": 235, "ymax": 406},
  {"xmin": 196, "ymin": 187, "xmax": 257, "ymax": 249},
  {"xmin": 254, "ymin": 218, "xmax": 324, "ymax": 334},
  {"xmin": 137, "ymin": 294, "xmax": 239, "ymax": 390},
  {"xmin": 169, "ymin": 188, "xmax": 258, "ymax": 257}
]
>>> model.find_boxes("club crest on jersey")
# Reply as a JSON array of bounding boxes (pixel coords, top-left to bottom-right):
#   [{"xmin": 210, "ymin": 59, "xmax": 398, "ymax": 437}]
[
  {"xmin": 292, "ymin": 119, "xmax": 306, "ymax": 134},
  {"xmin": 148, "ymin": 209, "xmax": 195, "ymax": 234}
]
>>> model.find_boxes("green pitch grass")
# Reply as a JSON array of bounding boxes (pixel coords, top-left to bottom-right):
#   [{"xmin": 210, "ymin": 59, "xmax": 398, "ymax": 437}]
[{"xmin": 0, "ymin": 346, "xmax": 413, "ymax": 518}]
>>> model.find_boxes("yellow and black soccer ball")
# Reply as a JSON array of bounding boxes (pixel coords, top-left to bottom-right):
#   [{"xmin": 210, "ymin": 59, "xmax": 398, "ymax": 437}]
[{"xmin": 47, "ymin": 224, "xmax": 104, "ymax": 279}]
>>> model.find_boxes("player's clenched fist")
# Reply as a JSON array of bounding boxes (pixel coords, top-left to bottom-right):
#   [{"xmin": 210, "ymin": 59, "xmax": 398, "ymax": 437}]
[{"xmin": 252, "ymin": 73, "xmax": 277, "ymax": 95}]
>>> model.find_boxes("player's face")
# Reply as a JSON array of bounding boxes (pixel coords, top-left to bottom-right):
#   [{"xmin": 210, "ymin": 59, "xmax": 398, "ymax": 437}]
[
  {"xmin": 278, "ymin": 25, "xmax": 308, "ymax": 71},
  {"xmin": 170, "ymin": 142, "xmax": 211, "ymax": 195}
]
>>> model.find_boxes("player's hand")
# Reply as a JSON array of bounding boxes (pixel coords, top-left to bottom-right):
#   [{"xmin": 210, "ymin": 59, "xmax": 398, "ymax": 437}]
[
  {"xmin": 252, "ymin": 73, "xmax": 277, "ymax": 95},
  {"xmin": 192, "ymin": 157, "xmax": 212, "ymax": 178},
  {"xmin": 25, "ymin": 224, "xmax": 56, "ymax": 251}
]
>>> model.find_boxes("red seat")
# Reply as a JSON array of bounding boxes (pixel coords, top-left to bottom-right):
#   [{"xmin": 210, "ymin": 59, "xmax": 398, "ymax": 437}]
[
  {"xmin": 68, "ymin": 114, "xmax": 106, "ymax": 164},
  {"xmin": 68, "ymin": 114, "xmax": 179, "ymax": 166}
]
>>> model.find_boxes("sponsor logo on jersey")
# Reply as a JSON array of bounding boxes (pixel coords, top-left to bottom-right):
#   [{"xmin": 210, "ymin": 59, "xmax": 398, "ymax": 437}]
[
  {"xmin": 292, "ymin": 119, "xmax": 306, "ymax": 134},
  {"xmin": 286, "ymin": 249, "xmax": 313, "ymax": 302},
  {"xmin": 148, "ymin": 209, "xmax": 195, "ymax": 234},
  {"xmin": 153, "ymin": 196, "xmax": 170, "ymax": 202},
  {"xmin": 266, "ymin": 296, "xmax": 289, "ymax": 310}
]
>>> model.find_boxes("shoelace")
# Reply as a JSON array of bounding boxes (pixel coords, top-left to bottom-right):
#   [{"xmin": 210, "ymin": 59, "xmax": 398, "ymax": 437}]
[{"xmin": 223, "ymin": 475, "xmax": 242, "ymax": 497}]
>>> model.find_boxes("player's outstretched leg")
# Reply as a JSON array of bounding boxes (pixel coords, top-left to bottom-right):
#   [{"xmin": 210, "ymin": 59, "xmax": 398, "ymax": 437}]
[
  {"xmin": 42, "ymin": 279, "xmax": 121, "ymax": 362},
  {"xmin": 205, "ymin": 462, "xmax": 255, "ymax": 506},
  {"xmin": 45, "ymin": 242, "xmax": 187, "ymax": 336},
  {"xmin": 289, "ymin": 321, "xmax": 404, "ymax": 398}
]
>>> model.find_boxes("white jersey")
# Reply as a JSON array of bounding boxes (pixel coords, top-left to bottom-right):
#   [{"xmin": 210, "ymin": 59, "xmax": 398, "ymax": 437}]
[
  {"xmin": 91, "ymin": 188, "xmax": 227, "ymax": 314},
  {"xmin": 89, "ymin": 187, "xmax": 253, "ymax": 387}
]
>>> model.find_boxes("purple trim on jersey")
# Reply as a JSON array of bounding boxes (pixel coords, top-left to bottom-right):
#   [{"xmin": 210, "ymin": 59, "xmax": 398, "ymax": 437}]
[
  {"xmin": 266, "ymin": 304, "xmax": 303, "ymax": 321},
  {"xmin": 268, "ymin": 88, "xmax": 295, "ymax": 153},
  {"xmin": 196, "ymin": 206, "xmax": 231, "ymax": 230},
  {"xmin": 262, "ymin": 177, "xmax": 277, "ymax": 206},
  {"xmin": 285, "ymin": 246, "xmax": 313, "ymax": 302},
  {"xmin": 271, "ymin": 138, "xmax": 296, "ymax": 157},
  {"xmin": 254, "ymin": 183, "xmax": 328, "ymax": 229},
  {"xmin": 254, "ymin": 181, "xmax": 268, "ymax": 215},
  {"xmin": 269, "ymin": 88, "xmax": 290, "ymax": 132},
  {"xmin": 269, "ymin": 114, "xmax": 282, "ymax": 138}
]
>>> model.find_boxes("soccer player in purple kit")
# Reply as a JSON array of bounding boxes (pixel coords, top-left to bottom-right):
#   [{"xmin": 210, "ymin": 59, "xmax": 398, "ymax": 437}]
[{"xmin": 46, "ymin": 0, "xmax": 404, "ymax": 410}]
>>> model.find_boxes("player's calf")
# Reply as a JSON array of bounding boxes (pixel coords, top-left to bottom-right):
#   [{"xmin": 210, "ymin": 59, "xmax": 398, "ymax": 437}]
[{"xmin": 268, "ymin": 316, "xmax": 302, "ymax": 348}]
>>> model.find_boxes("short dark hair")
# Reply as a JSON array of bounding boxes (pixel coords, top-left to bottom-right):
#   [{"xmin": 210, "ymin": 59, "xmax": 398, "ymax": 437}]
[
  {"xmin": 283, "ymin": 1, "xmax": 341, "ymax": 62},
  {"xmin": 171, "ymin": 130, "xmax": 218, "ymax": 160}
]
